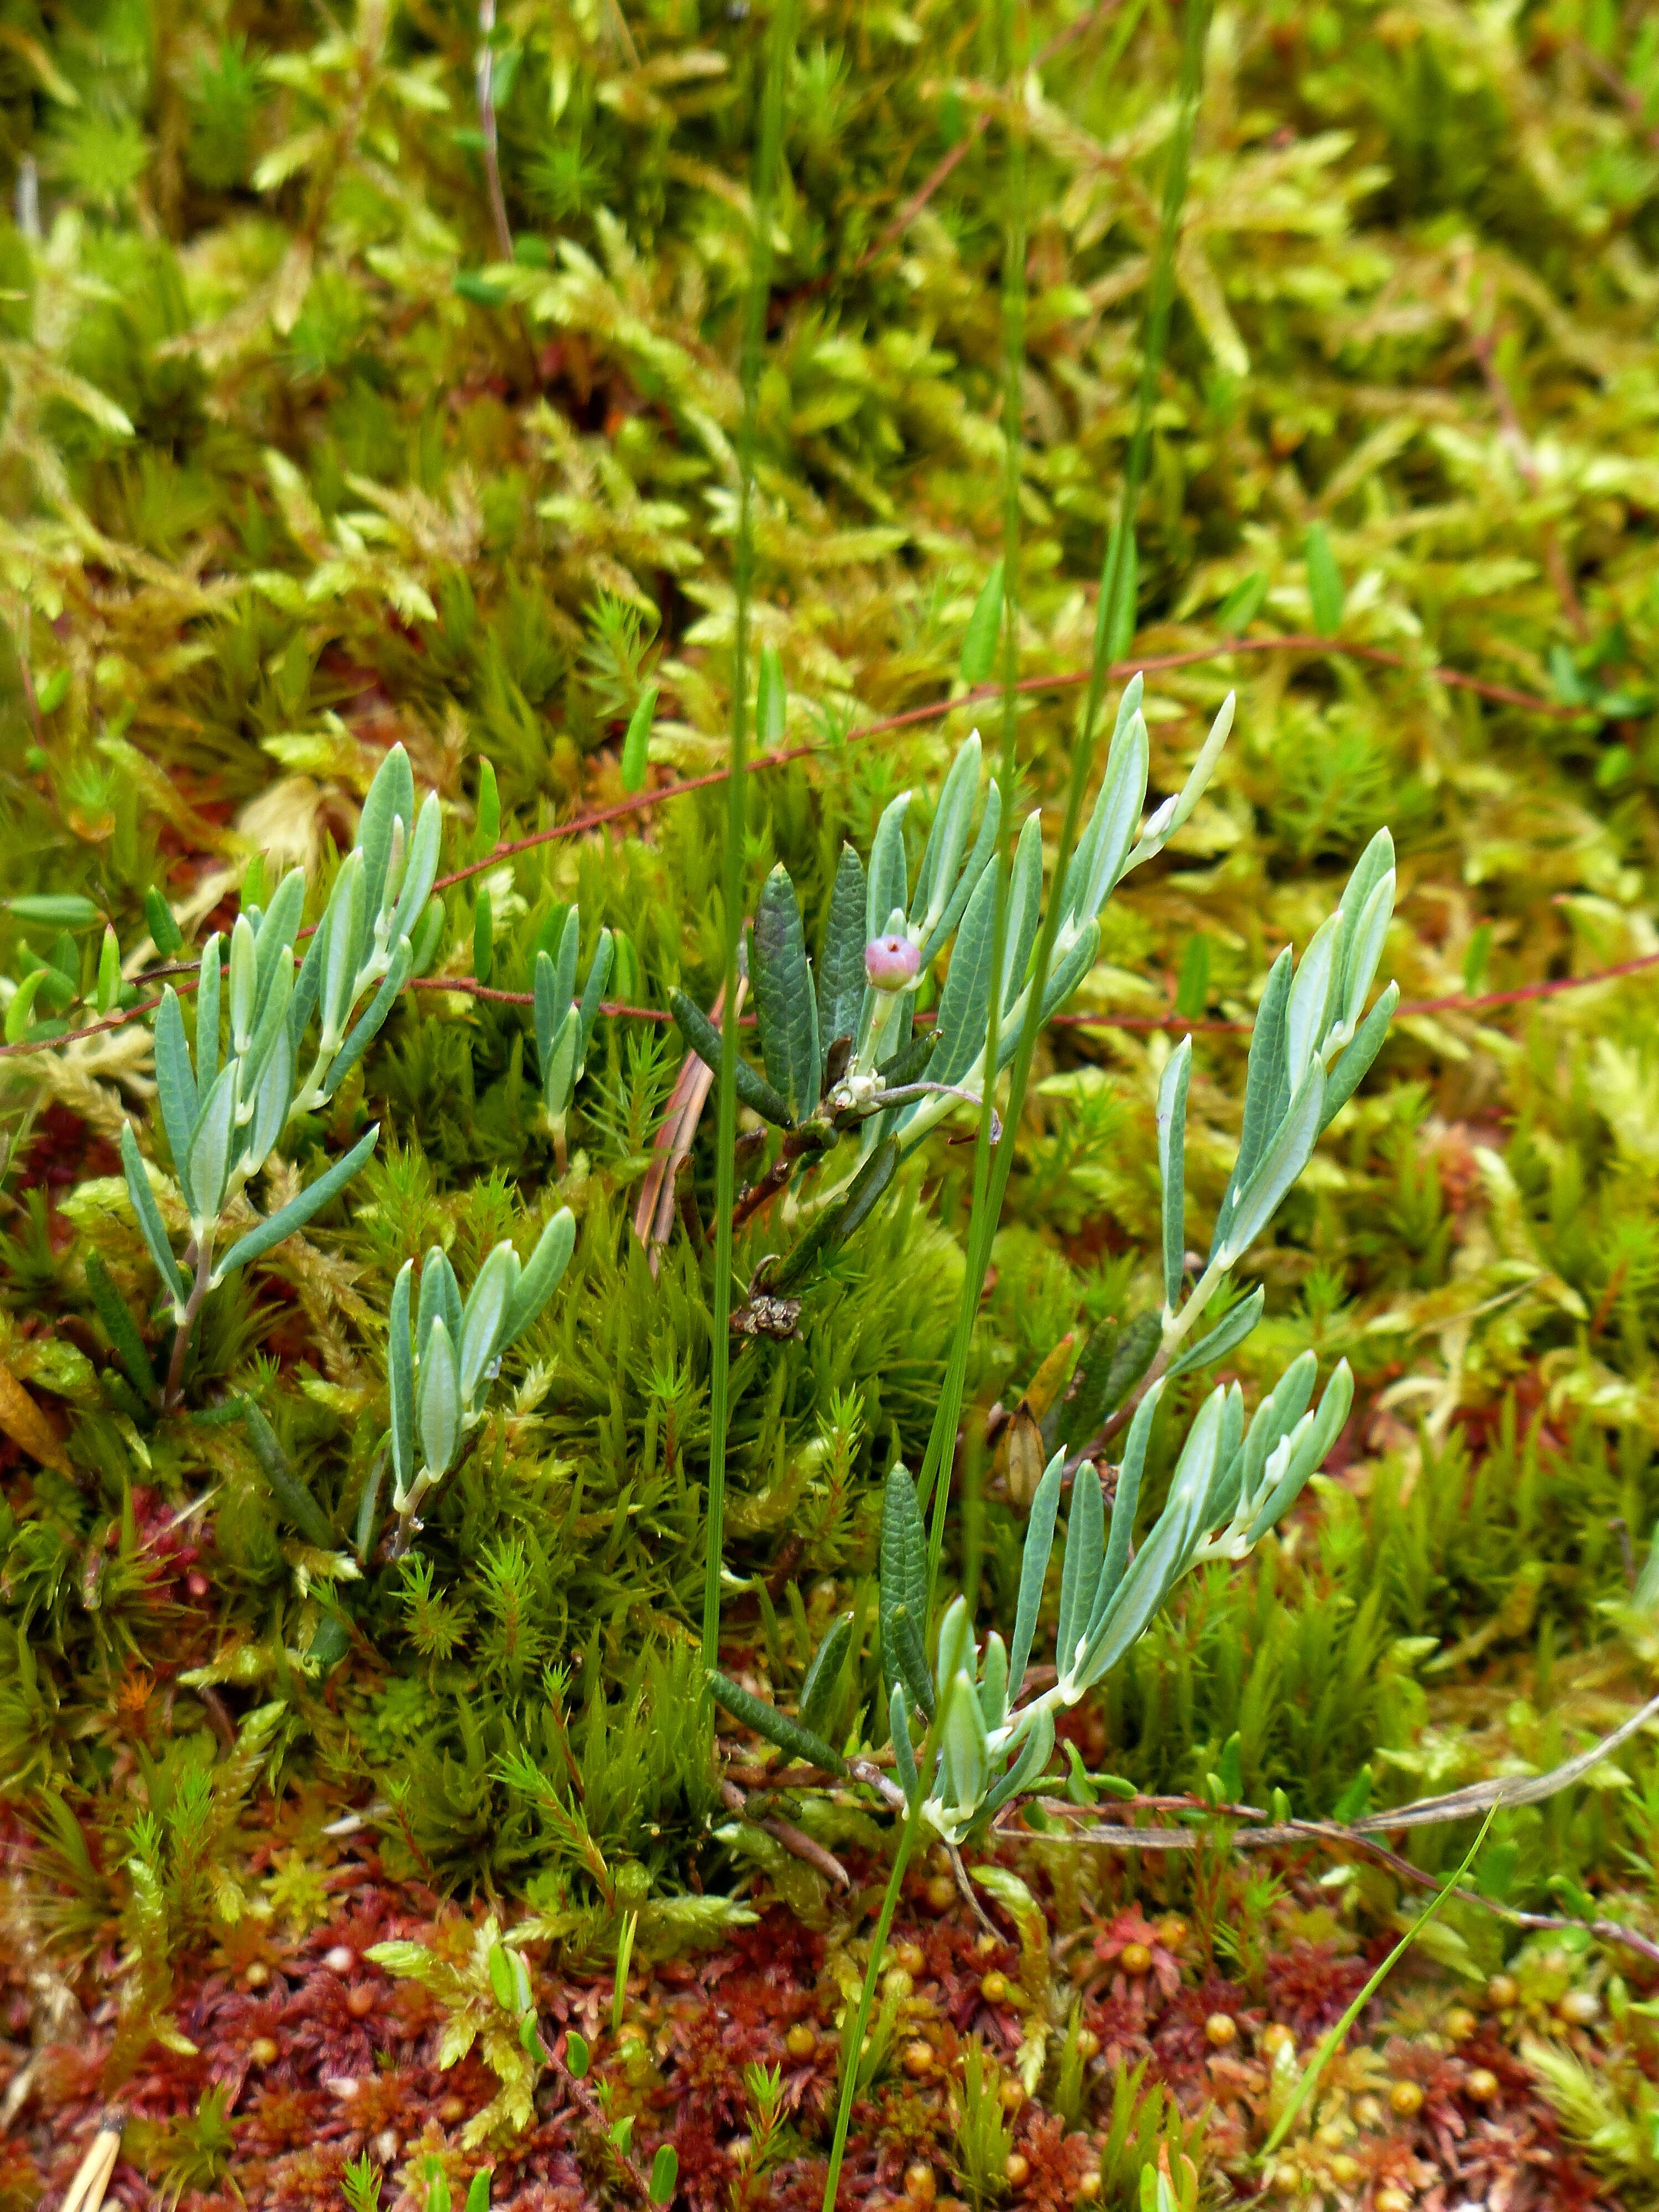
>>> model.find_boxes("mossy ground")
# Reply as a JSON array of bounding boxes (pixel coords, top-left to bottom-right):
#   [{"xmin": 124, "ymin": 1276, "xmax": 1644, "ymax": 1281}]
[{"xmin": 5, "ymin": 0, "xmax": 1659, "ymax": 2203}]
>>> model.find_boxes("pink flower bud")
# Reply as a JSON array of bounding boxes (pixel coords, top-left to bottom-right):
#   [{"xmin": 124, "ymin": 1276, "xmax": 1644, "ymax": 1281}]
[{"xmin": 864, "ymin": 933, "xmax": 921, "ymax": 992}]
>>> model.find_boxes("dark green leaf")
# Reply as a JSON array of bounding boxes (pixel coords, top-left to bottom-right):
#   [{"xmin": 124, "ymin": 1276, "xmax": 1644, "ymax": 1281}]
[
  {"xmin": 1305, "ymin": 520, "xmax": 1344, "ymax": 635},
  {"xmin": 751, "ymin": 865, "xmax": 818, "ymax": 1122},
  {"xmin": 621, "ymin": 685, "xmax": 657, "ymax": 794},
  {"xmin": 1058, "ymin": 1311, "xmax": 1159, "ymax": 1446},
  {"xmin": 886, "ymin": 1600, "xmax": 935, "ymax": 1720},
  {"xmin": 816, "ymin": 843, "xmax": 867, "ymax": 1086},
  {"xmin": 771, "ymin": 1134, "xmax": 899, "ymax": 1291},
  {"xmin": 241, "ymin": 1396, "xmax": 337, "ymax": 1549},
  {"xmin": 670, "ymin": 990, "xmax": 794, "ymax": 1127},
  {"xmin": 706, "ymin": 1670, "xmax": 848, "ymax": 1773},
  {"xmin": 799, "ymin": 1614, "xmax": 852, "ymax": 1737},
  {"xmin": 473, "ymin": 883, "xmax": 493, "ymax": 985},
  {"xmin": 144, "ymin": 886, "xmax": 184, "ymax": 958},
  {"xmin": 84, "ymin": 1248, "xmax": 155, "ymax": 1398},
  {"xmin": 957, "ymin": 559, "xmax": 1004, "ymax": 688},
  {"xmin": 878, "ymin": 1464, "xmax": 927, "ymax": 1702}
]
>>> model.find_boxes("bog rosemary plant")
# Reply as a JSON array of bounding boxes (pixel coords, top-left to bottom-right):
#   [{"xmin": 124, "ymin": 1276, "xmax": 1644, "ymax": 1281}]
[
  {"xmin": 671, "ymin": 681, "xmax": 1245, "ymax": 1327},
  {"xmin": 707, "ymin": 757, "xmax": 1398, "ymax": 2210},
  {"xmin": 533, "ymin": 905, "xmax": 612, "ymax": 1172},
  {"xmin": 385, "ymin": 1213, "xmax": 576, "ymax": 1553},
  {"xmin": 709, "ymin": 814, "xmax": 1398, "ymax": 1794},
  {"xmin": 122, "ymin": 743, "xmax": 444, "ymax": 1408}
]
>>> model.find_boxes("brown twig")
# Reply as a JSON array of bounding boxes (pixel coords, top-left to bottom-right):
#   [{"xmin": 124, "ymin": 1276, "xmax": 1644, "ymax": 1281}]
[
  {"xmin": 420, "ymin": 630, "xmax": 1584, "ymax": 905},
  {"xmin": 160, "ymin": 1240, "xmax": 213, "ymax": 1412},
  {"xmin": 719, "ymin": 1777, "xmax": 851, "ymax": 1888},
  {"xmin": 1027, "ymin": 1797, "xmax": 1659, "ymax": 1970}
]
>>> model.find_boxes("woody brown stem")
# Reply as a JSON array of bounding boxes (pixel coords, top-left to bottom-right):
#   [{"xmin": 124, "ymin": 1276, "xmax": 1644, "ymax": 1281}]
[{"xmin": 161, "ymin": 1240, "xmax": 214, "ymax": 1413}]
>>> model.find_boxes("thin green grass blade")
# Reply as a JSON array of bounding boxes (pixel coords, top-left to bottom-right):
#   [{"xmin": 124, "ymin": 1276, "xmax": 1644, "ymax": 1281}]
[
  {"xmin": 705, "ymin": 0, "xmax": 797, "ymax": 1688},
  {"xmin": 1260, "ymin": 1808, "xmax": 1498, "ymax": 2162}
]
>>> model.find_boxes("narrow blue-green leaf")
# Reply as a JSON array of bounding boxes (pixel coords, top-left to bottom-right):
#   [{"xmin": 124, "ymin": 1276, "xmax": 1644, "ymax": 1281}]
[
  {"xmin": 459, "ymin": 1240, "xmax": 520, "ymax": 1403},
  {"xmin": 917, "ymin": 775, "xmax": 1002, "ymax": 969},
  {"xmin": 1209, "ymin": 946, "xmax": 1291, "ymax": 1260},
  {"xmin": 1164, "ymin": 1285, "xmax": 1265, "ymax": 1382},
  {"xmin": 928, "ymin": 857, "xmax": 999, "ymax": 1087},
  {"xmin": 1054, "ymin": 1461, "xmax": 1105, "ymax": 1683},
  {"xmin": 978, "ymin": 1704, "xmax": 1054, "ymax": 1825},
  {"xmin": 977, "ymin": 1631, "xmax": 1009, "ymax": 1733},
  {"xmin": 1061, "ymin": 676, "xmax": 1141, "ymax": 920},
  {"xmin": 503, "ymin": 1207, "xmax": 576, "ymax": 1345},
  {"xmin": 1007, "ymin": 1447, "xmax": 1062, "ymax": 1695},
  {"xmin": 1284, "ymin": 910, "xmax": 1342, "ymax": 1090},
  {"xmin": 323, "ymin": 937, "xmax": 410, "ymax": 1100},
  {"xmin": 357, "ymin": 743, "xmax": 415, "ymax": 922},
  {"xmin": 389, "ymin": 1259, "xmax": 415, "ymax": 1496},
  {"xmin": 187, "ymin": 1063, "xmax": 239, "ymax": 1220},
  {"xmin": 121, "ymin": 1123, "xmax": 190, "ymax": 1305},
  {"xmin": 1238, "ymin": 1350, "xmax": 1318, "ymax": 1514},
  {"xmin": 196, "ymin": 931, "xmax": 222, "ymax": 1088},
  {"xmin": 1246, "ymin": 1359, "xmax": 1354, "ymax": 1543},
  {"xmin": 1084, "ymin": 1380, "xmax": 1164, "ymax": 1651},
  {"xmin": 1216, "ymin": 1062, "xmax": 1325, "ymax": 1267},
  {"xmin": 998, "ymin": 810, "xmax": 1043, "ymax": 1013},
  {"xmin": 1339, "ymin": 872, "xmax": 1396, "ymax": 1039},
  {"xmin": 865, "ymin": 791, "xmax": 911, "ymax": 940},
  {"xmin": 388, "ymin": 791, "xmax": 443, "ymax": 951},
  {"xmin": 153, "ymin": 987, "xmax": 199, "ymax": 1209},
  {"xmin": 940, "ymin": 1667, "xmax": 989, "ymax": 1812},
  {"xmin": 910, "ymin": 731, "xmax": 980, "ymax": 939},
  {"xmin": 533, "ymin": 948, "xmax": 559, "ymax": 1066},
  {"xmin": 212, "ymin": 1124, "xmax": 379, "ymax": 1284},
  {"xmin": 1157, "ymin": 1036, "xmax": 1191, "ymax": 1313},
  {"xmin": 1321, "ymin": 982, "xmax": 1397, "ymax": 1129},
  {"xmin": 577, "ymin": 930, "xmax": 613, "ymax": 1062},
  {"xmin": 418, "ymin": 1248, "xmax": 464, "ymax": 1357},
  {"xmin": 417, "ymin": 1316, "xmax": 461, "ymax": 1477},
  {"xmin": 552, "ymin": 906, "xmax": 580, "ymax": 1016},
  {"xmin": 1330, "ymin": 828, "xmax": 1395, "ymax": 1015}
]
